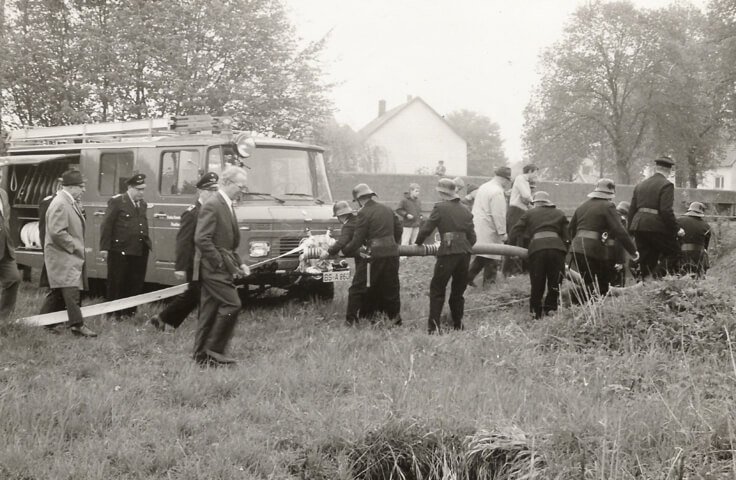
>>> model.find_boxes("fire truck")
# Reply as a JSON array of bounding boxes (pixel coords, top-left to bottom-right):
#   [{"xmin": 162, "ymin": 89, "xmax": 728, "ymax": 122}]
[{"xmin": 0, "ymin": 115, "xmax": 343, "ymax": 299}]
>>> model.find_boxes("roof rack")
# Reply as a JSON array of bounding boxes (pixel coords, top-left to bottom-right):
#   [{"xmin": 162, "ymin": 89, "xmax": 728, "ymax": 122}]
[{"xmin": 7, "ymin": 115, "xmax": 233, "ymax": 147}]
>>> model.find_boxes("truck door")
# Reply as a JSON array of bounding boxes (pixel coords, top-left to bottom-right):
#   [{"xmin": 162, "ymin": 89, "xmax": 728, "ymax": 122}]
[
  {"xmin": 89, "ymin": 150, "xmax": 135, "ymax": 279},
  {"xmin": 149, "ymin": 149, "xmax": 203, "ymax": 285}
]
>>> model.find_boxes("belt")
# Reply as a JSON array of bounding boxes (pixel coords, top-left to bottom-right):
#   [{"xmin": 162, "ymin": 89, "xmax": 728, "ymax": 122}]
[
  {"xmin": 532, "ymin": 231, "xmax": 559, "ymax": 240},
  {"xmin": 441, "ymin": 231, "xmax": 467, "ymax": 241},
  {"xmin": 369, "ymin": 235, "xmax": 396, "ymax": 248},
  {"xmin": 681, "ymin": 243, "xmax": 704, "ymax": 252},
  {"xmin": 575, "ymin": 229, "xmax": 600, "ymax": 240},
  {"xmin": 639, "ymin": 207, "xmax": 659, "ymax": 215}
]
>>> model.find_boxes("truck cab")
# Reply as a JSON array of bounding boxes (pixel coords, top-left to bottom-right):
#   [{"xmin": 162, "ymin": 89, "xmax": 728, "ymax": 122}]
[{"xmin": 1, "ymin": 116, "xmax": 342, "ymax": 298}]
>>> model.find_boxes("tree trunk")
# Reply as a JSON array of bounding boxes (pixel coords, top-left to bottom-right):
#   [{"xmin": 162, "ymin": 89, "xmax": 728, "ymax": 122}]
[{"xmin": 687, "ymin": 149, "xmax": 699, "ymax": 188}]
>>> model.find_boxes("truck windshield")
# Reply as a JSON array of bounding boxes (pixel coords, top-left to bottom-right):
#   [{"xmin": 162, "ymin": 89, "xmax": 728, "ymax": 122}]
[{"xmin": 242, "ymin": 148, "xmax": 332, "ymax": 203}]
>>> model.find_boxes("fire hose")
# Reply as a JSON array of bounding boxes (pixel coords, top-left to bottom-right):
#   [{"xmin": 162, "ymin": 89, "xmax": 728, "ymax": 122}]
[{"xmin": 302, "ymin": 243, "xmax": 529, "ymax": 287}]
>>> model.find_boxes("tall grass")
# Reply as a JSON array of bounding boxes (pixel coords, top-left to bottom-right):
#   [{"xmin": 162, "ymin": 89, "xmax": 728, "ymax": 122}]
[{"xmin": 0, "ymin": 252, "xmax": 735, "ymax": 478}]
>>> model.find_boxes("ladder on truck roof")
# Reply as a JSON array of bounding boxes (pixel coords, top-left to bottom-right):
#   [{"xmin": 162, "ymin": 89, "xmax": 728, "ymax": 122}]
[{"xmin": 7, "ymin": 115, "xmax": 233, "ymax": 148}]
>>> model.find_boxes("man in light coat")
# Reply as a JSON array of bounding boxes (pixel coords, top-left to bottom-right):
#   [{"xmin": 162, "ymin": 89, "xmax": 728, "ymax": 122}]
[
  {"xmin": 468, "ymin": 166, "xmax": 512, "ymax": 286},
  {"xmin": 39, "ymin": 169, "xmax": 97, "ymax": 336}
]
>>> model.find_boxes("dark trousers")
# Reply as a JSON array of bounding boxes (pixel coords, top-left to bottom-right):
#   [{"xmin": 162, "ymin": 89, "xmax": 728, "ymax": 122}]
[
  {"xmin": 468, "ymin": 256, "xmax": 499, "ymax": 286},
  {"xmin": 0, "ymin": 254, "xmax": 20, "ymax": 318},
  {"xmin": 40, "ymin": 287, "xmax": 83, "ymax": 326},
  {"xmin": 570, "ymin": 252, "xmax": 610, "ymax": 302},
  {"xmin": 503, "ymin": 206, "xmax": 527, "ymax": 276},
  {"xmin": 362, "ymin": 257, "xmax": 401, "ymax": 323},
  {"xmin": 159, "ymin": 275, "xmax": 200, "ymax": 329},
  {"xmin": 195, "ymin": 268, "xmax": 241, "ymax": 356},
  {"xmin": 528, "ymin": 249, "xmax": 565, "ymax": 318},
  {"xmin": 346, "ymin": 257, "xmax": 367, "ymax": 323},
  {"xmin": 633, "ymin": 232, "xmax": 679, "ymax": 279},
  {"xmin": 428, "ymin": 253, "xmax": 470, "ymax": 333},
  {"xmin": 107, "ymin": 250, "xmax": 148, "ymax": 317}
]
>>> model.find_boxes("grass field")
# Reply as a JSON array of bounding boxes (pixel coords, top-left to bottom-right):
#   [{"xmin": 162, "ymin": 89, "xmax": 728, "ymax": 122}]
[{"xmin": 2, "ymin": 236, "xmax": 736, "ymax": 479}]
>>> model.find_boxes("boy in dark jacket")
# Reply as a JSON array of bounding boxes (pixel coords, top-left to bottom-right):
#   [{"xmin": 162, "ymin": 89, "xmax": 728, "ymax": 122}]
[
  {"xmin": 677, "ymin": 202, "xmax": 711, "ymax": 278},
  {"xmin": 396, "ymin": 183, "xmax": 423, "ymax": 245}
]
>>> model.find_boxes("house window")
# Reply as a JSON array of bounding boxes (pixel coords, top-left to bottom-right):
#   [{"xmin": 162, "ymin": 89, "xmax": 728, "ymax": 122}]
[
  {"xmin": 715, "ymin": 175, "xmax": 725, "ymax": 189},
  {"xmin": 99, "ymin": 151, "xmax": 134, "ymax": 195},
  {"xmin": 160, "ymin": 150, "xmax": 201, "ymax": 195}
]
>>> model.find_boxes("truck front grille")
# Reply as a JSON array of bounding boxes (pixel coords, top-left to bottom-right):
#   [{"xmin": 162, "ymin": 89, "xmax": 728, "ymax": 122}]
[{"xmin": 279, "ymin": 237, "xmax": 303, "ymax": 257}]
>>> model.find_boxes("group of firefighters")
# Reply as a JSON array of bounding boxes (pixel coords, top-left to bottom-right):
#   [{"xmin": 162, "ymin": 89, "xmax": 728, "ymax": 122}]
[{"xmin": 320, "ymin": 154, "xmax": 712, "ymax": 332}]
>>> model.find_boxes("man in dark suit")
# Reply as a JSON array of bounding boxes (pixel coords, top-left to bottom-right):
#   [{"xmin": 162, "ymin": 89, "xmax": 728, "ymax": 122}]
[
  {"xmin": 100, "ymin": 173, "xmax": 152, "ymax": 317},
  {"xmin": 677, "ymin": 202, "xmax": 711, "ymax": 278},
  {"xmin": 415, "ymin": 178, "xmax": 476, "ymax": 333},
  {"xmin": 150, "ymin": 172, "xmax": 219, "ymax": 331},
  {"xmin": 194, "ymin": 166, "xmax": 251, "ymax": 366},
  {"xmin": 569, "ymin": 179, "xmax": 639, "ymax": 301},
  {"xmin": 628, "ymin": 155, "xmax": 683, "ymax": 279},
  {"xmin": 320, "ymin": 200, "xmax": 366, "ymax": 325},
  {"xmin": 342, "ymin": 183, "xmax": 403, "ymax": 324},
  {"xmin": 510, "ymin": 191, "xmax": 569, "ymax": 319},
  {"xmin": 0, "ymin": 171, "xmax": 20, "ymax": 319}
]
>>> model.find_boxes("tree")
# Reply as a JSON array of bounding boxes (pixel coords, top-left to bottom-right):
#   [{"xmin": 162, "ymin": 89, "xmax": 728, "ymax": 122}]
[
  {"xmin": 314, "ymin": 117, "xmax": 384, "ymax": 173},
  {"xmin": 445, "ymin": 109, "xmax": 507, "ymax": 175},
  {"xmin": 0, "ymin": 0, "xmax": 333, "ymax": 140},
  {"xmin": 524, "ymin": 1, "xmax": 666, "ymax": 184}
]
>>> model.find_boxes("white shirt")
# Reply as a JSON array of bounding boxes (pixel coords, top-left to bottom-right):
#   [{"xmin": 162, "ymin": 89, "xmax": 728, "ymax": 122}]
[
  {"xmin": 218, "ymin": 189, "xmax": 234, "ymax": 215},
  {"xmin": 509, "ymin": 174, "xmax": 532, "ymax": 210}
]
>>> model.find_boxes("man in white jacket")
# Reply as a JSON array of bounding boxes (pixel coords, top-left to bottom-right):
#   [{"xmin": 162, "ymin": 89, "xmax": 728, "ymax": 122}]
[{"xmin": 468, "ymin": 166, "xmax": 512, "ymax": 286}]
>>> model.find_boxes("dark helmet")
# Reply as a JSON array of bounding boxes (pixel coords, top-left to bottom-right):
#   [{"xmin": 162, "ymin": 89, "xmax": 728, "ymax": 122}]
[
  {"xmin": 332, "ymin": 200, "xmax": 353, "ymax": 217},
  {"xmin": 352, "ymin": 183, "xmax": 375, "ymax": 201}
]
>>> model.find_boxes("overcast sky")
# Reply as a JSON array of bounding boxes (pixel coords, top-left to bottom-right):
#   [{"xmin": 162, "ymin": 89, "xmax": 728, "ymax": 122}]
[{"xmin": 286, "ymin": 0, "xmax": 706, "ymax": 165}]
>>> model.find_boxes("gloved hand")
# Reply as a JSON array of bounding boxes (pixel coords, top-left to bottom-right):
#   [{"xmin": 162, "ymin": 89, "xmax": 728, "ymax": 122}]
[
  {"xmin": 677, "ymin": 228, "xmax": 686, "ymax": 238},
  {"xmin": 406, "ymin": 214, "xmax": 414, "ymax": 220},
  {"xmin": 614, "ymin": 263, "xmax": 623, "ymax": 272},
  {"xmin": 174, "ymin": 270, "xmax": 186, "ymax": 281},
  {"xmin": 319, "ymin": 249, "xmax": 330, "ymax": 260}
]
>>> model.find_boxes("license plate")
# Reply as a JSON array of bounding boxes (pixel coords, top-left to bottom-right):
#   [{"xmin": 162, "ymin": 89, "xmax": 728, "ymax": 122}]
[{"xmin": 322, "ymin": 270, "xmax": 350, "ymax": 283}]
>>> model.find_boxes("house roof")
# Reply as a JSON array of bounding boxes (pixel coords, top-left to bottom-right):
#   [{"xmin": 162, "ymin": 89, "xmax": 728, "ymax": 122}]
[
  {"xmin": 358, "ymin": 97, "xmax": 465, "ymax": 142},
  {"xmin": 718, "ymin": 145, "xmax": 736, "ymax": 168}
]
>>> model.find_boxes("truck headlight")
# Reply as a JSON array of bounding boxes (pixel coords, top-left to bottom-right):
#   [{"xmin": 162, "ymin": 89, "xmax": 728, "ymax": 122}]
[{"xmin": 249, "ymin": 240, "xmax": 271, "ymax": 258}]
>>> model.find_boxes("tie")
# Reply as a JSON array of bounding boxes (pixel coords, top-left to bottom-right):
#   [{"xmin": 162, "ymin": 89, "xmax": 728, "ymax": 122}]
[{"xmin": 231, "ymin": 205, "xmax": 240, "ymax": 250}]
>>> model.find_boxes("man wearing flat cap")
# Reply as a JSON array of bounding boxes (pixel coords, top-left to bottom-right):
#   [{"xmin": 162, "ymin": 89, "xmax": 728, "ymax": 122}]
[
  {"xmin": 468, "ymin": 166, "xmax": 512, "ymax": 287},
  {"xmin": 628, "ymin": 155, "xmax": 683, "ymax": 279},
  {"xmin": 39, "ymin": 169, "xmax": 96, "ymax": 336},
  {"xmin": 100, "ymin": 172, "xmax": 152, "ymax": 318},
  {"xmin": 676, "ymin": 202, "xmax": 711, "ymax": 278},
  {"xmin": 510, "ymin": 191, "xmax": 569, "ymax": 319},
  {"xmin": 150, "ymin": 172, "xmax": 219, "ymax": 331},
  {"xmin": 415, "ymin": 178, "xmax": 476, "ymax": 333},
  {"xmin": 569, "ymin": 179, "xmax": 639, "ymax": 301}
]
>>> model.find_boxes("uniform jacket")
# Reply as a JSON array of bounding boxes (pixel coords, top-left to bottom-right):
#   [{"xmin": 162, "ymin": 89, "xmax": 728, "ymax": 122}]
[
  {"xmin": 195, "ymin": 192, "xmax": 243, "ymax": 276},
  {"xmin": 100, "ymin": 193, "xmax": 151, "ymax": 255},
  {"xmin": 44, "ymin": 190, "xmax": 88, "ymax": 290},
  {"xmin": 569, "ymin": 198, "xmax": 636, "ymax": 261},
  {"xmin": 509, "ymin": 205, "xmax": 569, "ymax": 256},
  {"xmin": 0, "ymin": 188, "xmax": 15, "ymax": 260},
  {"xmin": 396, "ymin": 194, "xmax": 423, "ymax": 227},
  {"xmin": 415, "ymin": 198, "xmax": 476, "ymax": 255},
  {"xmin": 175, "ymin": 201, "xmax": 200, "ymax": 274},
  {"xmin": 343, "ymin": 198, "xmax": 402, "ymax": 258},
  {"xmin": 471, "ymin": 177, "xmax": 507, "ymax": 260},
  {"xmin": 328, "ymin": 214, "xmax": 360, "ymax": 257},
  {"xmin": 628, "ymin": 173, "xmax": 678, "ymax": 235},
  {"xmin": 677, "ymin": 215, "xmax": 711, "ymax": 249}
]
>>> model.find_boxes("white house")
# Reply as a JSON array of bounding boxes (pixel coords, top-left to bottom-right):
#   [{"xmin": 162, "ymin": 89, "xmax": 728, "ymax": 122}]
[
  {"xmin": 701, "ymin": 146, "xmax": 736, "ymax": 190},
  {"xmin": 359, "ymin": 97, "xmax": 467, "ymax": 175}
]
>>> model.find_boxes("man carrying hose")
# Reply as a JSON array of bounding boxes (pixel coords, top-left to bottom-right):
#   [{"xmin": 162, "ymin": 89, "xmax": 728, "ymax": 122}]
[
  {"xmin": 342, "ymin": 183, "xmax": 403, "ymax": 325},
  {"xmin": 319, "ymin": 200, "xmax": 367, "ymax": 325},
  {"xmin": 415, "ymin": 178, "xmax": 476, "ymax": 333}
]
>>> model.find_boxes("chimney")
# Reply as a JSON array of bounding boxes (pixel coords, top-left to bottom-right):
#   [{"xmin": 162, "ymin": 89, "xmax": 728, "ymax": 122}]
[{"xmin": 378, "ymin": 99, "xmax": 386, "ymax": 117}]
